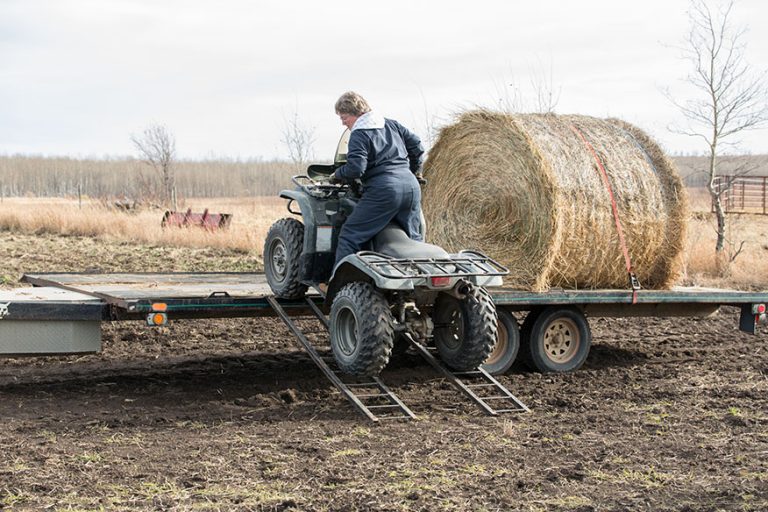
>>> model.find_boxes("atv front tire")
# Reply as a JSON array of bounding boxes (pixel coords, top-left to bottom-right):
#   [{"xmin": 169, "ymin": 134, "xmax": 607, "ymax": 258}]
[
  {"xmin": 329, "ymin": 282, "xmax": 394, "ymax": 376},
  {"xmin": 433, "ymin": 283, "xmax": 498, "ymax": 371},
  {"xmin": 264, "ymin": 218, "xmax": 308, "ymax": 299}
]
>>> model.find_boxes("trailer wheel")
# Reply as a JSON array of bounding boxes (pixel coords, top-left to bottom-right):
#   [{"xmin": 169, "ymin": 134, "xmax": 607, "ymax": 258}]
[
  {"xmin": 433, "ymin": 283, "xmax": 497, "ymax": 371},
  {"xmin": 522, "ymin": 307, "xmax": 591, "ymax": 373},
  {"xmin": 481, "ymin": 308, "xmax": 520, "ymax": 375},
  {"xmin": 329, "ymin": 282, "xmax": 394, "ymax": 376},
  {"xmin": 264, "ymin": 218, "xmax": 308, "ymax": 299}
]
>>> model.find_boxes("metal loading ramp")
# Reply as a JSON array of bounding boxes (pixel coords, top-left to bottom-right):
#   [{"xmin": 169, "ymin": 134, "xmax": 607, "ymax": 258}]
[
  {"xmin": 267, "ymin": 295, "xmax": 529, "ymax": 420},
  {"xmin": 267, "ymin": 297, "xmax": 528, "ymax": 422}
]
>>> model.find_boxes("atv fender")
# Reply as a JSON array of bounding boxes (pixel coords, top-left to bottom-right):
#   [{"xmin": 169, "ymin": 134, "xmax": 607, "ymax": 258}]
[
  {"xmin": 279, "ymin": 189, "xmax": 312, "ymax": 217},
  {"xmin": 326, "ymin": 256, "xmax": 414, "ymax": 304},
  {"xmin": 279, "ymin": 189, "xmax": 335, "ymax": 257}
]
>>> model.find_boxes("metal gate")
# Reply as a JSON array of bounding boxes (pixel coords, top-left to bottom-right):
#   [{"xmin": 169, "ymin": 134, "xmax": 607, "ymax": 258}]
[{"xmin": 712, "ymin": 175, "xmax": 768, "ymax": 214}]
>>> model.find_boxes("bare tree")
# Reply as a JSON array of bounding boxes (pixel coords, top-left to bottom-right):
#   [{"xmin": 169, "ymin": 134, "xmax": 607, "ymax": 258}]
[
  {"xmin": 494, "ymin": 59, "xmax": 560, "ymax": 114},
  {"xmin": 530, "ymin": 57, "xmax": 561, "ymax": 114},
  {"xmin": 131, "ymin": 124, "xmax": 177, "ymax": 208},
  {"xmin": 281, "ymin": 111, "xmax": 316, "ymax": 170},
  {"xmin": 665, "ymin": 0, "xmax": 768, "ymax": 265},
  {"xmin": 494, "ymin": 75, "xmax": 524, "ymax": 113}
]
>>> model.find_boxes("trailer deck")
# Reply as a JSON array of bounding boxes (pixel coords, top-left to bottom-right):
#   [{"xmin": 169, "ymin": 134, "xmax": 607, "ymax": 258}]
[
  {"xmin": 19, "ymin": 272, "xmax": 315, "ymax": 320},
  {"xmin": 13, "ymin": 272, "xmax": 768, "ymax": 327}
]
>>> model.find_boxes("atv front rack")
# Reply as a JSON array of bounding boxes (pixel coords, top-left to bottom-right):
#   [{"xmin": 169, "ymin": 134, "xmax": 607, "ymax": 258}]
[{"xmin": 355, "ymin": 250, "xmax": 509, "ymax": 280}]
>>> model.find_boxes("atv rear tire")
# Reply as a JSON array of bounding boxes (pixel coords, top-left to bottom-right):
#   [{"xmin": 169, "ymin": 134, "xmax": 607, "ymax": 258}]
[
  {"xmin": 329, "ymin": 282, "xmax": 395, "ymax": 376},
  {"xmin": 433, "ymin": 282, "xmax": 498, "ymax": 371},
  {"xmin": 264, "ymin": 218, "xmax": 308, "ymax": 300}
]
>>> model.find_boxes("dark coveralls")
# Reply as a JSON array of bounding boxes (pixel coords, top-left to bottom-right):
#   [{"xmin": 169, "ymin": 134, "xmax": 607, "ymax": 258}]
[{"xmin": 334, "ymin": 118, "xmax": 425, "ymax": 268}]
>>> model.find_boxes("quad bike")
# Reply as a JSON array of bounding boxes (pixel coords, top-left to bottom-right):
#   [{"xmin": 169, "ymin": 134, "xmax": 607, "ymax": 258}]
[{"xmin": 264, "ymin": 131, "xmax": 508, "ymax": 376}]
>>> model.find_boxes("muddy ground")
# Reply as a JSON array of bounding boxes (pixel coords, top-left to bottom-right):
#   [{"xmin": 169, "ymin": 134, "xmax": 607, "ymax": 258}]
[{"xmin": 0, "ymin": 233, "xmax": 767, "ymax": 511}]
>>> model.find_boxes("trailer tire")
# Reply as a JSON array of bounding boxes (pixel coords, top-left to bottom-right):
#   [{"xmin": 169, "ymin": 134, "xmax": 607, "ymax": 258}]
[
  {"xmin": 264, "ymin": 218, "xmax": 308, "ymax": 300},
  {"xmin": 518, "ymin": 308, "xmax": 541, "ymax": 368},
  {"xmin": 523, "ymin": 307, "xmax": 591, "ymax": 373},
  {"xmin": 481, "ymin": 308, "xmax": 520, "ymax": 375},
  {"xmin": 433, "ymin": 282, "xmax": 497, "ymax": 371},
  {"xmin": 329, "ymin": 282, "xmax": 394, "ymax": 376}
]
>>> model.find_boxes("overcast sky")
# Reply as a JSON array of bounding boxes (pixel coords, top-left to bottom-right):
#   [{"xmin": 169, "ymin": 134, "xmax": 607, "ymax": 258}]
[{"xmin": 1, "ymin": 0, "xmax": 767, "ymax": 160}]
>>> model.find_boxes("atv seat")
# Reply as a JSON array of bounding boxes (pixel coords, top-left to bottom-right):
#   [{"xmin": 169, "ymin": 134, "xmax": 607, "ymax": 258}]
[{"xmin": 373, "ymin": 224, "xmax": 450, "ymax": 260}]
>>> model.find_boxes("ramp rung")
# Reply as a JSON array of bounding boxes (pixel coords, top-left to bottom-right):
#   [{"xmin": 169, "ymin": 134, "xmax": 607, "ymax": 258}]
[
  {"xmin": 366, "ymin": 404, "xmax": 401, "ymax": 410},
  {"xmin": 405, "ymin": 333, "xmax": 528, "ymax": 416}
]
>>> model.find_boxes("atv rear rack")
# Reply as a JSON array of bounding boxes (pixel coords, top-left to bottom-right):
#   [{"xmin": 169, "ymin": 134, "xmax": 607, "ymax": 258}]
[{"xmin": 355, "ymin": 250, "xmax": 509, "ymax": 280}]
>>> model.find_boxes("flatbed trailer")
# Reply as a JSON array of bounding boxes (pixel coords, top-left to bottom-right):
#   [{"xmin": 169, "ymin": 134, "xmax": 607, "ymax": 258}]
[
  {"xmin": 4, "ymin": 271, "xmax": 766, "ymax": 353},
  {"xmin": 1, "ymin": 272, "xmax": 765, "ymax": 420}
]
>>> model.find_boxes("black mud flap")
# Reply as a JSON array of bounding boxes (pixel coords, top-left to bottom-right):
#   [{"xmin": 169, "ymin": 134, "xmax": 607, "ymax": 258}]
[{"xmin": 739, "ymin": 304, "xmax": 758, "ymax": 334}]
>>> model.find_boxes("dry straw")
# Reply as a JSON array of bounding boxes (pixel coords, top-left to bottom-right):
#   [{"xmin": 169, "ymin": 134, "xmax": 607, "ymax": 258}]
[{"xmin": 423, "ymin": 110, "xmax": 689, "ymax": 290}]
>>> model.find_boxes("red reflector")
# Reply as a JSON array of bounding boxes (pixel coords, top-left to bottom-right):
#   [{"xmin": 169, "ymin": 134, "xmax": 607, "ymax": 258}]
[{"xmin": 431, "ymin": 276, "xmax": 451, "ymax": 287}]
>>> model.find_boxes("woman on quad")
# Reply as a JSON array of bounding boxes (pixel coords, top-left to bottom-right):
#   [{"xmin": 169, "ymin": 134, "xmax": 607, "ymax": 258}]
[{"xmin": 329, "ymin": 91, "xmax": 425, "ymax": 268}]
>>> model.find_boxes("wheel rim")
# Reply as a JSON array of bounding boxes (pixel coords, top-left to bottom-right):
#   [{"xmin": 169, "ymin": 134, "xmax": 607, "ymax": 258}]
[
  {"xmin": 485, "ymin": 317, "xmax": 508, "ymax": 366},
  {"xmin": 543, "ymin": 317, "xmax": 580, "ymax": 364},
  {"xmin": 335, "ymin": 307, "xmax": 359, "ymax": 356},
  {"xmin": 269, "ymin": 238, "xmax": 287, "ymax": 282},
  {"xmin": 439, "ymin": 301, "xmax": 464, "ymax": 351}
]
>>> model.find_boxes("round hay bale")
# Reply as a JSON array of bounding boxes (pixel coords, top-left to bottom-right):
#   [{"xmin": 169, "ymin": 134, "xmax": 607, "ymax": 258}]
[{"xmin": 422, "ymin": 110, "xmax": 688, "ymax": 291}]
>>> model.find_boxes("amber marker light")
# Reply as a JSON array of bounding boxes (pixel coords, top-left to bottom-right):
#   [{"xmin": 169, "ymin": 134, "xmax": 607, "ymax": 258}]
[{"xmin": 146, "ymin": 312, "xmax": 168, "ymax": 326}]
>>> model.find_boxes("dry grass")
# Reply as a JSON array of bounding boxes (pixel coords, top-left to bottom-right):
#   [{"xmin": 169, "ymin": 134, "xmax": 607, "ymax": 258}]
[
  {"xmin": 423, "ymin": 110, "xmax": 688, "ymax": 291},
  {"xmin": 0, "ymin": 197, "xmax": 288, "ymax": 253},
  {"xmin": 681, "ymin": 191, "xmax": 768, "ymax": 290}
]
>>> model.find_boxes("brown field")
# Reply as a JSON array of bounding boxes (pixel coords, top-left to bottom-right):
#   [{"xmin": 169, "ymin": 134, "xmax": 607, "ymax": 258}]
[
  {"xmin": 0, "ymin": 194, "xmax": 767, "ymax": 510},
  {"xmin": 0, "ymin": 197, "xmax": 285, "ymax": 258}
]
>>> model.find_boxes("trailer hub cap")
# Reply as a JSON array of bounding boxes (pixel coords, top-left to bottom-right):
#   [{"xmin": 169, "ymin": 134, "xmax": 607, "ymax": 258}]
[{"xmin": 543, "ymin": 318, "xmax": 580, "ymax": 363}]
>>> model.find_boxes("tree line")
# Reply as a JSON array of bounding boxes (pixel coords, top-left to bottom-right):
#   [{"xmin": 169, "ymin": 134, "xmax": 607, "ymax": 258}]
[
  {"xmin": 0, "ymin": 155, "xmax": 299, "ymax": 199},
  {"xmin": 2, "ymin": 152, "xmax": 766, "ymax": 199}
]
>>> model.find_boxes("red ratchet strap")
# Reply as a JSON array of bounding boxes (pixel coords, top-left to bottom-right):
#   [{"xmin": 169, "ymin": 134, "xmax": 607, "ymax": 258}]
[{"xmin": 570, "ymin": 125, "xmax": 641, "ymax": 304}]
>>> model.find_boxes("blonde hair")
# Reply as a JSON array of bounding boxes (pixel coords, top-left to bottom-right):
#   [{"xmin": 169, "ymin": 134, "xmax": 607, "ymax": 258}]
[{"xmin": 335, "ymin": 91, "xmax": 372, "ymax": 116}]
